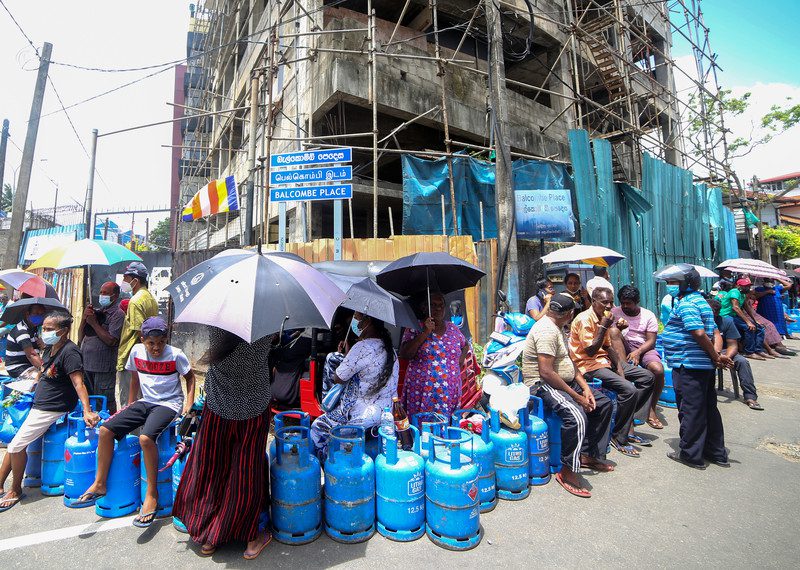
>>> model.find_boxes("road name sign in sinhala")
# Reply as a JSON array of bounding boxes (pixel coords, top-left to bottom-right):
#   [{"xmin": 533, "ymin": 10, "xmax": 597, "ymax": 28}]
[{"xmin": 270, "ymin": 147, "xmax": 352, "ymax": 202}]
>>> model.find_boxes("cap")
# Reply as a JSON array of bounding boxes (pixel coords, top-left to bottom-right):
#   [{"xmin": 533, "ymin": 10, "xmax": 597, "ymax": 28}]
[
  {"xmin": 549, "ymin": 293, "xmax": 576, "ymax": 313},
  {"xmin": 141, "ymin": 316, "xmax": 168, "ymax": 336},
  {"xmin": 123, "ymin": 261, "xmax": 149, "ymax": 282},
  {"xmin": 736, "ymin": 278, "xmax": 752, "ymax": 287}
]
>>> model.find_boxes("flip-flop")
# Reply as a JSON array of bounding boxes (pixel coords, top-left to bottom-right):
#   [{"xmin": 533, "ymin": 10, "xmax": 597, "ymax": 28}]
[
  {"xmin": 647, "ymin": 417, "xmax": 664, "ymax": 429},
  {"xmin": 580, "ymin": 456, "xmax": 615, "ymax": 472},
  {"xmin": 243, "ymin": 531, "xmax": 273, "ymax": 560},
  {"xmin": 72, "ymin": 491, "xmax": 106, "ymax": 508},
  {"xmin": 628, "ymin": 434, "xmax": 652, "ymax": 447},
  {"xmin": 0, "ymin": 493, "xmax": 25, "ymax": 513},
  {"xmin": 200, "ymin": 544, "xmax": 217, "ymax": 557},
  {"xmin": 611, "ymin": 440, "xmax": 640, "ymax": 457},
  {"xmin": 555, "ymin": 472, "xmax": 591, "ymax": 498},
  {"xmin": 132, "ymin": 510, "xmax": 157, "ymax": 528}
]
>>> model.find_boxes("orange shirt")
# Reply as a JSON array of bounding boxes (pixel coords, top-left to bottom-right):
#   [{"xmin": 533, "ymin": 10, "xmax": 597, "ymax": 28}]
[{"xmin": 569, "ymin": 308, "xmax": 612, "ymax": 374}]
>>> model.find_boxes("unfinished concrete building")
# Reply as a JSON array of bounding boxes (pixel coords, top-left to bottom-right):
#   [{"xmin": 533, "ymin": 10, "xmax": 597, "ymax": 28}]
[{"xmin": 171, "ymin": 0, "xmax": 720, "ymax": 250}]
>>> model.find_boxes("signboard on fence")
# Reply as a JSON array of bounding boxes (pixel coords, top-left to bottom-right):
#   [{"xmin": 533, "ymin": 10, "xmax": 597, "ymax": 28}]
[{"xmin": 514, "ymin": 189, "xmax": 575, "ymax": 240}]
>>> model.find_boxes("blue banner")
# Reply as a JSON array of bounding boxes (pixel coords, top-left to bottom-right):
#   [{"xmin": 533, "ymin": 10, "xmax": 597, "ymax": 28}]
[
  {"xmin": 270, "ymin": 166, "xmax": 352, "ymax": 186},
  {"xmin": 270, "ymin": 148, "xmax": 352, "ymax": 168},
  {"xmin": 270, "ymin": 184, "xmax": 353, "ymax": 202},
  {"xmin": 512, "ymin": 159, "xmax": 575, "ymax": 241}
]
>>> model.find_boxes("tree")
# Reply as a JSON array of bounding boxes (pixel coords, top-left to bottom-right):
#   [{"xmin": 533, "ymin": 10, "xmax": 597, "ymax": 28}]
[
  {"xmin": 1, "ymin": 183, "xmax": 13, "ymax": 212},
  {"xmin": 148, "ymin": 218, "xmax": 172, "ymax": 251},
  {"xmin": 763, "ymin": 226, "xmax": 800, "ymax": 260}
]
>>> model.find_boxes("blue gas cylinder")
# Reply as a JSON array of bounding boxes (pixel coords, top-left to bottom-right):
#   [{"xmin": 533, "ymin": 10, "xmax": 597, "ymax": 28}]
[
  {"xmin": 450, "ymin": 409, "xmax": 496, "ymax": 512},
  {"xmin": 375, "ymin": 425, "xmax": 425, "ymax": 541},
  {"xmin": 324, "ymin": 425, "xmax": 376, "ymax": 543},
  {"xmin": 64, "ymin": 419, "xmax": 99, "ymax": 507},
  {"xmin": 659, "ymin": 366, "xmax": 677, "ymax": 408},
  {"xmin": 425, "ymin": 427, "xmax": 482, "ymax": 551},
  {"xmin": 270, "ymin": 426, "xmax": 323, "ymax": 545},
  {"xmin": 488, "ymin": 408, "xmax": 530, "ymax": 500},
  {"xmin": 96, "ymin": 435, "xmax": 141, "ymax": 518},
  {"xmin": 172, "ymin": 438, "xmax": 191, "ymax": 533},
  {"xmin": 522, "ymin": 396, "xmax": 550, "ymax": 486},
  {"xmin": 544, "ymin": 409, "xmax": 562, "ymax": 474},
  {"xmin": 411, "ymin": 412, "xmax": 447, "ymax": 460},
  {"xmin": 23, "ymin": 436, "xmax": 43, "ymax": 488},
  {"xmin": 41, "ymin": 414, "xmax": 69, "ymax": 496},
  {"xmin": 141, "ymin": 422, "xmax": 178, "ymax": 517},
  {"xmin": 269, "ymin": 410, "xmax": 311, "ymax": 460}
]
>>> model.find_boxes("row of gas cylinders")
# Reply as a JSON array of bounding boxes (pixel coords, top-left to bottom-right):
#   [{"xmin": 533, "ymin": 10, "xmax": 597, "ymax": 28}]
[
  {"xmin": 20, "ymin": 396, "xmax": 188, "ymax": 530},
  {"xmin": 269, "ymin": 396, "xmax": 564, "ymax": 552}
]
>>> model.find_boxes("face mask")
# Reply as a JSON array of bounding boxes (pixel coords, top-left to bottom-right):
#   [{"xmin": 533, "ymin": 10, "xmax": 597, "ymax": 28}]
[
  {"xmin": 120, "ymin": 280, "xmax": 133, "ymax": 294},
  {"xmin": 666, "ymin": 285, "xmax": 680, "ymax": 297},
  {"xmin": 98, "ymin": 295, "xmax": 113, "ymax": 308},
  {"xmin": 350, "ymin": 316, "xmax": 361, "ymax": 338},
  {"xmin": 29, "ymin": 314, "xmax": 44, "ymax": 326},
  {"xmin": 42, "ymin": 330, "xmax": 62, "ymax": 345}
]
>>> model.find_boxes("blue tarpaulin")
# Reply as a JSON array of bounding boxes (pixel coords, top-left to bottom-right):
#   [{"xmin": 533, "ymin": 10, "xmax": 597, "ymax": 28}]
[{"xmin": 401, "ymin": 154, "xmax": 497, "ymax": 241}]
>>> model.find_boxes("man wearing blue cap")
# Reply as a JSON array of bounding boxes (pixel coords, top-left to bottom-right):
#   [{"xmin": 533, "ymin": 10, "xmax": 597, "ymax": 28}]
[
  {"xmin": 116, "ymin": 262, "xmax": 158, "ymax": 408},
  {"xmin": 75, "ymin": 316, "xmax": 195, "ymax": 528}
]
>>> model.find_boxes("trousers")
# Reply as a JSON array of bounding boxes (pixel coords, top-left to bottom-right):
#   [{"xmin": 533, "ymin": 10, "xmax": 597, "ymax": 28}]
[
  {"xmin": 673, "ymin": 366, "xmax": 727, "ymax": 465},
  {"xmin": 586, "ymin": 362, "xmax": 654, "ymax": 446},
  {"xmin": 732, "ymin": 316, "xmax": 765, "ymax": 355},
  {"xmin": 732, "ymin": 354, "xmax": 757, "ymax": 400},
  {"xmin": 536, "ymin": 383, "xmax": 612, "ymax": 472},
  {"xmin": 85, "ymin": 370, "xmax": 118, "ymax": 414}
]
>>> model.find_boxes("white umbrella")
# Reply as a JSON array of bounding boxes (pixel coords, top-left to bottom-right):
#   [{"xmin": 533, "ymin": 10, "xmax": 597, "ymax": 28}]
[
  {"xmin": 785, "ymin": 258, "xmax": 800, "ymax": 266},
  {"xmin": 691, "ymin": 265, "xmax": 718, "ymax": 278},
  {"xmin": 717, "ymin": 258, "xmax": 788, "ymax": 280},
  {"xmin": 539, "ymin": 244, "xmax": 625, "ymax": 267}
]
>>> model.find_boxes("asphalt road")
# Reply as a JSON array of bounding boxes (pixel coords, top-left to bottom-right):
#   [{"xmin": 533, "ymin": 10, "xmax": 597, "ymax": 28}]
[{"xmin": 2, "ymin": 341, "xmax": 799, "ymax": 569}]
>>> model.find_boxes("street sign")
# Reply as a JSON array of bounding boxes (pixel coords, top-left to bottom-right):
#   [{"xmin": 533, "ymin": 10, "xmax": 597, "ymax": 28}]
[
  {"xmin": 270, "ymin": 147, "xmax": 352, "ymax": 168},
  {"xmin": 270, "ymin": 184, "xmax": 353, "ymax": 202},
  {"xmin": 270, "ymin": 165, "xmax": 352, "ymax": 186}
]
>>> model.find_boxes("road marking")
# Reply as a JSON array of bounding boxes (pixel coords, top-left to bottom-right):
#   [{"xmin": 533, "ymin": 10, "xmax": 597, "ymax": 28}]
[{"xmin": 0, "ymin": 516, "xmax": 136, "ymax": 552}]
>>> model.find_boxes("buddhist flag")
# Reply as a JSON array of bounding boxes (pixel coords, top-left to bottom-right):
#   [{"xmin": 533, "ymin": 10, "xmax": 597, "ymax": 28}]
[{"xmin": 181, "ymin": 176, "xmax": 240, "ymax": 221}]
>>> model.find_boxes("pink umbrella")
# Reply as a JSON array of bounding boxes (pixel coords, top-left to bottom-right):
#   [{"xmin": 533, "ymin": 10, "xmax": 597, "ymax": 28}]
[{"xmin": 0, "ymin": 269, "xmax": 60, "ymax": 299}]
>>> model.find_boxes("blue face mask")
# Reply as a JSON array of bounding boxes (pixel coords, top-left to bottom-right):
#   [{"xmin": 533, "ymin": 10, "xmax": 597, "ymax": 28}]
[
  {"xmin": 666, "ymin": 285, "xmax": 680, "ymax": 297},
  {"xmin": 350, "ymin": 317, "xmax": 361, "ymax": 338},
  {"xmin": 42, "ymin": 330, "xmax": 62, "ymax": 345},
  {"xmin": 98, "ymin": 295, "xmax": 113, "ymax": 308},
  {"xmin": 29, "ymin": 314, "xmax": 44, "ymax": 326}
]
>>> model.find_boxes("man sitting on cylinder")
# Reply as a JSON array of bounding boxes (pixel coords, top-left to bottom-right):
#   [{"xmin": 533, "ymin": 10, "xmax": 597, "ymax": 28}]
[
  {"xmin": 73, "ymin": 317, "xmax": 195, "ymax": 529},
  {"xmin": 522, "ymin": 294, "xmax": 614, "ymax": 498}
]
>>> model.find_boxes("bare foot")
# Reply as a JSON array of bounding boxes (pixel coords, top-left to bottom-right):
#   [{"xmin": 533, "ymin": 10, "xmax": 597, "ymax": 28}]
[{"xmin": 244, "ymin": 530, "xmax": 272, "ymax": 560}]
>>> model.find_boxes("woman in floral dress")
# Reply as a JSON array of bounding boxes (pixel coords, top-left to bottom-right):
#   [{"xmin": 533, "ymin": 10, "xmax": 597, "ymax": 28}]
[{"xmin": 400, "ymin": 292, "xmax": 469, "ymax": 417}]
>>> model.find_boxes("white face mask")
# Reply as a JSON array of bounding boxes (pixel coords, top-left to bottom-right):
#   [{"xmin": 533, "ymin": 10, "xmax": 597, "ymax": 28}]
[{"xmin": 120, "ymin": 280, "xmax": 133, "ymax": 294}]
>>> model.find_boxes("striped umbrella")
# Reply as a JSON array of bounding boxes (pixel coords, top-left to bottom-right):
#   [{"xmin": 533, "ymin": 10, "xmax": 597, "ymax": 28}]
[
  {"xmin": 27, "ymin": 239, "xmax": 142, "ymax": 270},
  {"xmin": 0, "ymin": 269, "xmax": 60, "ymax": 299},
  {"xmin": 166, "ymin": 249, "xmax": 346, "ymax": 342},
  {"xmin": 717, "ymin": 258, "xmax": 789, "ymax": 280},
  {"xmin": 539, "ymin": 244, "xmax": 625, "ymax": 267}
]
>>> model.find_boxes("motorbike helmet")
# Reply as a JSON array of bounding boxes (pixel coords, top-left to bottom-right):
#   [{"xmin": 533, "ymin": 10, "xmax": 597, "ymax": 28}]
[{"xmin": 653, "ymin": 263, "xmax": 701, "ymax": 294}]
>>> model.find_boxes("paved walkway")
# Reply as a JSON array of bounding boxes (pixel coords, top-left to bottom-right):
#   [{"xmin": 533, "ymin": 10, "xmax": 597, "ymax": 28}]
[{"xmin": 2, "ymin": 340, "xmax": 799, "ymax": 568}]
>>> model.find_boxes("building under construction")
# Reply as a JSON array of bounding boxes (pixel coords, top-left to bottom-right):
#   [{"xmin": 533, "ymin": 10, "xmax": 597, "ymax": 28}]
[{"xmin": 169, "ymin": 0, "xmax": 728, "ymax": 252}]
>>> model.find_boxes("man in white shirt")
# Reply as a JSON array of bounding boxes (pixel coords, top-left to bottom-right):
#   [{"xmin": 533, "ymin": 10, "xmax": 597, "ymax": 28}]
[{"xmin": 586, "ymin": 266, "xmax": 615, "ymax": 298}]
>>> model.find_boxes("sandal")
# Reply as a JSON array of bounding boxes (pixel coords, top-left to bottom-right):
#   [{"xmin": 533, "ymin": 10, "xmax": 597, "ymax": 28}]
[
  {"xmin": 0, "ymin": 493, "xmax": 25, "ymax": 513},
  {"xmin": 646, "ymin": 417, "xmax": 664, "ymax": 429},
  {"xmin": 628, "ymin": 434, "xmax": 652, "ymax": 447},
  {"xmin": 200, "ymin": 544, "xmax": 217, "ymax": 557},
  {"xmin": 745, "ymin": 399, "xmax": 764, "ymax": 411},
  {"xmin": 243, "ymin": 530, "xmax": 273, "ymax": 560},
  {"xmin": 555, "ymin": 471, "xmax": 591, "ymax": 498},
  {"xmin": 611, "ymin": 440, "xmax": 640, "ymax": 457},
  {"xmin": 580, "ymin": 455, "xmax": 614, "ymax": 472},
  {"xmin": 132, "ymin": 510, "xmax": 157, "ymax": 528},
  {"xmin": 72, "ymin": 491, "xmax": 106, "ymax": 508}
]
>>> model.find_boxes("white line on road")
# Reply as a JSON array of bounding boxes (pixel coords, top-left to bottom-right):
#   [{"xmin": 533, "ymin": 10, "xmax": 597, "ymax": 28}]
[{"xmin": 0, "ymin": 516, "xmax": 136, "ymax": 552}]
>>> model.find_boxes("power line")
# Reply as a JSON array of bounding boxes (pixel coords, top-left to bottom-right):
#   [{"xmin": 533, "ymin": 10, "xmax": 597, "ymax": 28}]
[{"xmin": 0, "ymin": 0, "xmax": 39, "ymax": 55}]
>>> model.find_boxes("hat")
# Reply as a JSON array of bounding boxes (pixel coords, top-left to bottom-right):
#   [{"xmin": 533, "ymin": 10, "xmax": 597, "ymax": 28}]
[
  {"xmin": 123, "ymin": 261, "xmax": 149, "ymax": 282},
  {"xmin": 736, "ymin": 278, "xmax": 752, "ymax": 287},
  {"xmin": 549, "ymin": 293, "xmax": 576, "ymax": 314},
  {"xmin": 141, "ymin": 316, "xmax": 168, "ymax": 336}
]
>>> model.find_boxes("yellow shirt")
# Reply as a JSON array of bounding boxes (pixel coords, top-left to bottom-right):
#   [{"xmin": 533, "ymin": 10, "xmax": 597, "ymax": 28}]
[
  {"xmin": 568, "ymin": 308, "xmax": 612, "ymax": 375},
  {"xmin": 116, "ymin": 288, "xmax": 159, "ymax": 371}
]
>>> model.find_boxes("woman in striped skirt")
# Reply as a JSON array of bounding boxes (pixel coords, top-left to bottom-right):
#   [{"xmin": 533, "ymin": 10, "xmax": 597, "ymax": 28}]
[{"xmin": 173, "ymin": 327, "xmax": 276, "ymax": 560}]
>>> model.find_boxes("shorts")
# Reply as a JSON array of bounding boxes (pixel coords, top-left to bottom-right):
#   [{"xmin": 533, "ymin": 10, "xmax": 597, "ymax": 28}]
[
  {"xmin": 623, "ymin": 338, "xmax": 662, "ymax": 368},
  {"xmin": 103, "ymin": 400, "xmax": 177, "ymax": 441},
  {"xmin": 7, "ymin": 409, "xmax": 66, "ymax": 454}
]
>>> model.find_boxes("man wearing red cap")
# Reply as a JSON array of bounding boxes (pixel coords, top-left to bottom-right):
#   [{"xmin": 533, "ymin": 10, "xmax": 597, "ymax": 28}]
[{"xmin": 724, "ymin": 278, "xmax": 766, "ymax": 358}]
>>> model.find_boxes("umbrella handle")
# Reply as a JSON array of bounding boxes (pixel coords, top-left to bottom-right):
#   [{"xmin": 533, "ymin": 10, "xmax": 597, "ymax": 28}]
[
  {"xmin": 426, "ymin": 268, "xmax": 431, "ymax": 317},
  {"xmin": 278, "ymin": 314, "xmax": 289, "ymax": 343}
]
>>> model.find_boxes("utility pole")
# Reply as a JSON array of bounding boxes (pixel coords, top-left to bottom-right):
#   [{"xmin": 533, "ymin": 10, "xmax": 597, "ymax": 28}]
[
  {"xmin": 0, "ymin": 119, "xmax": 9, "ymax": 192},
  {"xmin": 4, "ymin": 43, "xmax": 52, "ymax": 269},
  {"xmin": 752, "ymin": 175, "xmax": 767, "ymax": 261},
  {"xmin": 52, "ymin": 183, "xmax": 58, "ymax": 228},
  {"xmin": 145, "ymin": 217, "xmax": 150, "ymax": 248},
  {"xmin": 84, "ymin": 129, "xmax": 98, "ymax": 239},
  {"xmin": 484, "ymin": 1, "xmax": 520, "ymax": 310}
]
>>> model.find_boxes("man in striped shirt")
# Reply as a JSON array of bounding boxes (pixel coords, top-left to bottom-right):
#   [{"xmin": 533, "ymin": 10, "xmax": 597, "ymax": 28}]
[
  {"xmin": 4, "ymin": 304, "xmax": 46, "ymax": 377},
  {"xmin": 661, "ymin": 264, "xmax": 734, "ymax": 469}
]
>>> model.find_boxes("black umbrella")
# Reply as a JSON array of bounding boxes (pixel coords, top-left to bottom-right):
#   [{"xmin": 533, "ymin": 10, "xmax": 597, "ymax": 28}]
[
  {"xmin": 1, "ymin": 297, "xmax": 69, "ymax": 324},
  {"xmin": 341, "ymin": 278, "xmax": 420, "ymax": 329}
]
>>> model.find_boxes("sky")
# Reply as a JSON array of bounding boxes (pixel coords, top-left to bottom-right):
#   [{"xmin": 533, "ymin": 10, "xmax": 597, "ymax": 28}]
[{"xmin": 1, "ymin": 0, "xmax": 799, "ymax": 240}]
